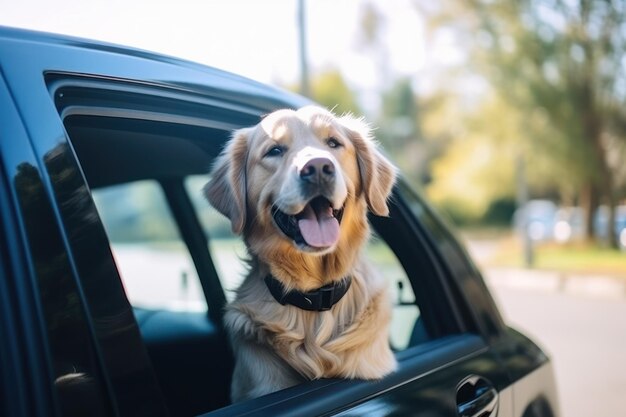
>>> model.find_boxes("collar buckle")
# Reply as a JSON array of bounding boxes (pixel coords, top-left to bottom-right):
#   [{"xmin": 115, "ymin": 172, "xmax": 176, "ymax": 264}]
[{"xmin": 317, "ymin": 284, "xmax": 336, "ymax": 311}]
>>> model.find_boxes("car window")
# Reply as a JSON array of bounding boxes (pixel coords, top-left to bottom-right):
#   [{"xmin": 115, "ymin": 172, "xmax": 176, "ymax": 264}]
[
  {"xmin": 92, "ymin": 180, "xmax": 208, "ymax": 312},
  {"xmin": 184, "ymin": 174, "xmax": 423, "ymax": 351},
  {"xmin": 41, "ymin": 75, "xmax": 475, "ymax": 415}
]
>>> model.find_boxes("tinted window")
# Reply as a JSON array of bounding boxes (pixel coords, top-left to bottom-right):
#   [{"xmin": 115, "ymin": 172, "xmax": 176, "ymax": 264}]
[{"xmin": 13, "ymin": 161, "xmax": 112, "ymax": 416}]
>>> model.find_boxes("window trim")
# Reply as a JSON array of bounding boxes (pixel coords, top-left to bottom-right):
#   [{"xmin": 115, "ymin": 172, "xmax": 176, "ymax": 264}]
[
  {"xmin": 1, "ymin": 75, "xmax": 60, "ymax": 416},
  {"xmin": 0, "ymin": 165, "xmax": 58, "ymax": 417},
  {"xmin": 46, "ymin": 73, "xmax": 264, "ymax": 132}
]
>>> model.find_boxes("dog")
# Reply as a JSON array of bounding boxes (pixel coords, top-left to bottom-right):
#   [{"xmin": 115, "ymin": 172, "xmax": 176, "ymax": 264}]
[{"xmin": 204, "ymin": 105, "xmax": 398, "ymax": 402}]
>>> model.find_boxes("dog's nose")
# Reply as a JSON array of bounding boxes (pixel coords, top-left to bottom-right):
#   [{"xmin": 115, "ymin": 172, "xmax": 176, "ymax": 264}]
[{"xmin": 300, "ymin": 157, "xmax": 335, "ymax": 183}]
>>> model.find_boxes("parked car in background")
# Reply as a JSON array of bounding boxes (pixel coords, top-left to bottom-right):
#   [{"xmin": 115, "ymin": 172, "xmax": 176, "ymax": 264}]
[
  {"xmin": 0, "ymin": 27, "xmax": 560, "ymax": 417},
  {"xmin": 594, "ymin": 205, "xmax": 626, "ymax": 250},
  {"xmin": 553, "ymin": 206, "xmax": 584, "ymax": 243},
  {"xmin": 515, "ymin": 200, "xmax": 626, "ymax": 250},
  {"xmin": 513, "ymin": 200, "xmax": 558, "ymax": 242}
]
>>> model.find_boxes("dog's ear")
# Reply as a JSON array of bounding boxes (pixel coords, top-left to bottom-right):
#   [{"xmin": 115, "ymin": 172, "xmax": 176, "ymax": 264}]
[
  {"xmin": 204, "ymin": 128, "xmax": 250, "ymax": 234},
  {"xmin": 341, "ymin": 116, "xmax": 397, "ymax": 217}
]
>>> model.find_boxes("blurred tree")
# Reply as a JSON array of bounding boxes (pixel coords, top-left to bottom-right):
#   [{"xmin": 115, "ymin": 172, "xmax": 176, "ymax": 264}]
[
  {"xmin": 376, "ymin": 78, "xmax": 430, "ymax": 188},
  {"xmin": 309, "ymin": 69, "xmax": 363, "ymax": 116},
  {"xmin": 418, "ymin": 0, "xmax": 626, "ymax": 247},
  {"xmin": 425, "ymin": 91, "xmax": 566, "ymax": 224},
  {"xmin": 426, "ymin": 94, "xmax": 518, "ymax": 223},
  {"xmin": 356, "ymin": 1, "xmax": 391, "ymax": 84}
]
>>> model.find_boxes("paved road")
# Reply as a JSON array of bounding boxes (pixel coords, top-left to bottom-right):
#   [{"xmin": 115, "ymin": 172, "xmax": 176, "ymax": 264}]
[{"xmin": 486, "ymin": 277, "xmax": 626, "ymax": 417}]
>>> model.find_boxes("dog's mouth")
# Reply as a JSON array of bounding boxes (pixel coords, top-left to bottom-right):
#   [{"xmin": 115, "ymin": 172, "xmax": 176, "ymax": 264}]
[{"xmin": 272, "ymin": 196, "xmax": 345, "ymax": 249}]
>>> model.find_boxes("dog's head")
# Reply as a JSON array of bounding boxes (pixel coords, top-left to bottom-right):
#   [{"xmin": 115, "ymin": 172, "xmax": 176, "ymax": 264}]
[{"xmin": 205, "ymin": 106, "xmax": 396, "ymax": 268}]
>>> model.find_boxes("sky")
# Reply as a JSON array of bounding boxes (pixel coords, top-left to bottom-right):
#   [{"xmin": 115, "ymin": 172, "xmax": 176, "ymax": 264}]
[{"xmin": 0, "ymin": 1, "xmax": 429, "ymax": 89}]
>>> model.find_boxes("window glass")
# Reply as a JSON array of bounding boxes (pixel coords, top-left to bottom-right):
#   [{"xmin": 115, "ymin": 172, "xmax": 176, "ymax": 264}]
[
  {"xmin": 185, "ymin": 175, "xmax": 423, "ymax": 350},
  {"xmin": 92, "ymin": 180, "xmax": 207, "ymax": 312},
  {"xmin": 184, "ymin": 175, "xmax": 247, "ymax": 302},
  {"xmin": 12, "ymin": 161, "xmax": 112, "ymax": 416}
]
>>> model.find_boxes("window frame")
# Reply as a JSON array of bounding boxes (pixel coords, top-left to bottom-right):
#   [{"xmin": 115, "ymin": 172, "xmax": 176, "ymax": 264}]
[
  {"xmin": 1, "ymin": 73, "xmax": 60, "ymax": 417},
  {"xmin": 3, "ymin": 72, "xmax": 132, "ymax": 417},
  {"xmin": 47, "ymin": 73, "xmax": 500, "ymax": 414},
  {"xmin": 0, "ymin": 151, "xmax": 59, "ymax": 417},
  {"xmin": 52, "ymin": 75, "xmax": 475, "ymax": 324}
]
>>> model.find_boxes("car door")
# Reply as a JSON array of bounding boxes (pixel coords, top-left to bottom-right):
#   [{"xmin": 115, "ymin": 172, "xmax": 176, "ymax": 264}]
[
  {"xmin": 328, "ymin": 184, "xmax": 515, "ymax": 417},
  {"xmin": 1, "ymin": 30, "xmax": 520, "ymax": 416},
  {"xmin": 0, "ymin": 39, "xmax": 174, "ymax": 416}
]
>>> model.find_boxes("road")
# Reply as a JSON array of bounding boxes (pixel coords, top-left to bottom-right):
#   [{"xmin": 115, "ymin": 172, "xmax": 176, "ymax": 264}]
[
  {"xmin": 467, "ymin": 239, "xmax": 626, "ymax": 416},
  {"xmin": 486, "ymin": 277, "xmax": 626, "ymax": 417}
]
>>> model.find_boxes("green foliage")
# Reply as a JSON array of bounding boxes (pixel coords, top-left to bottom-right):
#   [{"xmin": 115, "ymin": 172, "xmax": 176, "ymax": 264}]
[
  {"xmin": 488, "ymin": 239, "xmax": 626, "ymax": 276},
  {"xmin": 310, "ymin": 69, "xmax": 362, "ymax": 116},
  {"xmin": 376, "ymin": 78, "xmax": 432, "ymax": 189},
  {"xmin": 418, "ymin": 0, "xmax": 626, "ymax": 240},
  {"xmin": 483, "ymin": 198, "xmax": 517, "ymax": 226}
]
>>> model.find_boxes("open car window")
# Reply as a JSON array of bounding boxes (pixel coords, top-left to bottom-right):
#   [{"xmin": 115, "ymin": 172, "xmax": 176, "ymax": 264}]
[{"xmin": 50, "ymin": 76, "xmax": 472, "ymax": 415}]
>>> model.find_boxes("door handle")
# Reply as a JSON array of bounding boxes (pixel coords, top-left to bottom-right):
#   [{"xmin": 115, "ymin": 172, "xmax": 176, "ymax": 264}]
[{"xmin": 456, "ymin": 375, "xmax": 498, "ymax": 417}]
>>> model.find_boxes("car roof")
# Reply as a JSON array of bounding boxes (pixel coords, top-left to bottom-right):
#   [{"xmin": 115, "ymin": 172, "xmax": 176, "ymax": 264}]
[
  {"xmin": 0, "ymin": 25, "xmax": 311, "ymax": 113},
  {"xmin": 1, "ymin": 25, "xmax": 317, "ymax": 188}
]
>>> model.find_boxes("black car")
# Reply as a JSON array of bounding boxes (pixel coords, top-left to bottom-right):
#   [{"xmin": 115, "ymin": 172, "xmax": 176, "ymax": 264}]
[{"xmin": 0, "ymin": 27, "xmax": 559, "ymax": 417}]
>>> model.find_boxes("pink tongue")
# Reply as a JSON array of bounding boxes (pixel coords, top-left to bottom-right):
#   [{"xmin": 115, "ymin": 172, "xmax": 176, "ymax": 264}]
[{"xmin": 297, "ymin": 203, "xmax": 340, "ymax": 248}]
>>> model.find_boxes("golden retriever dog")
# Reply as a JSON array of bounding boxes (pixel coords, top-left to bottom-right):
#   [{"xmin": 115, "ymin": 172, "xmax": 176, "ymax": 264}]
[{"xmin": 204, "ymin": 105, "xmax": 397, "ymax": 402}]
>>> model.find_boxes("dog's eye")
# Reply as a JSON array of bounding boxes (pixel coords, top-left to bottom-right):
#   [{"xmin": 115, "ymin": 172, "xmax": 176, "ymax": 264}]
[
  {"xmin": 265, "ymin": 145, "xmax": 285, "ymax": 157},
  {"xmin": 327, "ymin": 137, "xmax": 342, "ymax": 149}
]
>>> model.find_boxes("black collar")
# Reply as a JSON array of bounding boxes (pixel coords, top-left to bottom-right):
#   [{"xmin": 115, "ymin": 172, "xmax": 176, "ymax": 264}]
[{"xmin": 264, "ymin": 275, "xmax": 352, "ymax": 311}]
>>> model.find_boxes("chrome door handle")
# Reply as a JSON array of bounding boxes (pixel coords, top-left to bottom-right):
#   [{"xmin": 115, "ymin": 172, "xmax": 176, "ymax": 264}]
[{"xmin": 456, "ymin": 375, "xmax": 498, "ymax": 417}]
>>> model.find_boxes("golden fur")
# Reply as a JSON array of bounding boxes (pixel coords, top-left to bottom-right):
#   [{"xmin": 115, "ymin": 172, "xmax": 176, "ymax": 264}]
[{"xmin": 205, "ymin": 106, "xmax": 397, "ymax": 402}]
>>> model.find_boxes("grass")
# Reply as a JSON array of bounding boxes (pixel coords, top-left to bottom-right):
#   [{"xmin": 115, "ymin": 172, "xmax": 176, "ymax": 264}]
[{"xmin": 485, "ymin": 236, "xmax": 626, "ymax": 277}]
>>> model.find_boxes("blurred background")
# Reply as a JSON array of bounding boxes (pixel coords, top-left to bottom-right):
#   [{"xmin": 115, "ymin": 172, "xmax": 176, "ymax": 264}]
[{"xmin": 2, "ymin": 1, "xmax": 625, "ymax": 416}]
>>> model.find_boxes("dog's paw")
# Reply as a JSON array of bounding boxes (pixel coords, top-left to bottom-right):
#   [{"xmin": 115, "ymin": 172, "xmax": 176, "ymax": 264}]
[
  {"xmin": 363, "ymin": 353, "xmax": 398, "ymax": 380},
  {"xmin": 344, "ymin": 346, "xmax": 397, "ymax": 380}
]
